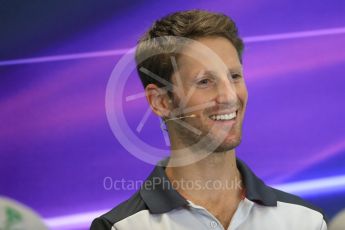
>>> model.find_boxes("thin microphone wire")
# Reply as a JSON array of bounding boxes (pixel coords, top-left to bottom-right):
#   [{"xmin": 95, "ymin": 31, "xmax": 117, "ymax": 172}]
[
  {"xmin": 160, "ymin": 114, "xmax": 197, "ymax": 131},
  {"xmin": 164, "ymin": 114, "xmax": 196, "ymax": 123}
]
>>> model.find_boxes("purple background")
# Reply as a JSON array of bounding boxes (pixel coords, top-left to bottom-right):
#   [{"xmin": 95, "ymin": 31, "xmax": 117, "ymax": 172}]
[{"xmin": 1, "ymin": 0, "xmax": 345, "ymax": 229}]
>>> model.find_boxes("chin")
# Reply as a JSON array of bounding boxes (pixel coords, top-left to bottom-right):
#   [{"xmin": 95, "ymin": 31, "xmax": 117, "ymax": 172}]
[
  {"xmin": 213, "ymin": 137, "xmax": 242, "ymax": 153},
  {"xmin": 198, "ymin": 135, "xmax": 242, "ymax": 154},
  {"xmin": 210, "ymin": 128, "xmax": 243, "ymax": 153}
]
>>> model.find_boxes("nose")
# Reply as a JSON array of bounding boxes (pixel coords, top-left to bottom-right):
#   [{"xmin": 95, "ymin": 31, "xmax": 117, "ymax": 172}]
[{"xmin": 215, "ymin": 76, "xmax": 238, "ymax": 105}]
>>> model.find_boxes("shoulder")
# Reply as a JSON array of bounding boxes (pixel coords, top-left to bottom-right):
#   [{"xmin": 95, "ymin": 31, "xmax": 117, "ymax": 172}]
[
  {"xmin": 270, "ymin": 187, "xmax": 328, "ymax": 223},
  {"xmin": 90, "ymin": 191, "xmax": 148, "ymax": 230}
]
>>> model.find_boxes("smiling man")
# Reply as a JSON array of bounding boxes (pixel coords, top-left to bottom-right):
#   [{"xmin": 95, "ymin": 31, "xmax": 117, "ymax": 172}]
[{"xmin": 91, "ymin": 10, "xmax": 327, "ymax": 230}]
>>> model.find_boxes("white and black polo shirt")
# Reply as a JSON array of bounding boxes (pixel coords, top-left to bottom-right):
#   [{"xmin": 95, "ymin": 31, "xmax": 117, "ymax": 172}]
[{"xmin": 91, "ymin": 158, "xmax": 327, "ymax": 230}]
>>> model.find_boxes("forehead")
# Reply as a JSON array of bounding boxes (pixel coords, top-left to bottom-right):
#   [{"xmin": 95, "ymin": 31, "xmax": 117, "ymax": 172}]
[{"xmin": 176, "ymin": 36, "xmax": 242, "ymax": 76}]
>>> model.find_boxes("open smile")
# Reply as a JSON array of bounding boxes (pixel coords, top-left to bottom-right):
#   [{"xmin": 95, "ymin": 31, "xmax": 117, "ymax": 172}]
[{"xmin": 209, "ymin": 111, "xmax": 237, "ymax": 121}]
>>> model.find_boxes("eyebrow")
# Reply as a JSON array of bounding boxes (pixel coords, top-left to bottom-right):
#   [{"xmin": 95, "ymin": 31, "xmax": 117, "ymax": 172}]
[
  {"xmin": 228, "ymin": 66, "xmax": 243, "ymax": 73},
  {"xmin": 194, "ymin": 66, "xmax": 243, "ymax": 78}
]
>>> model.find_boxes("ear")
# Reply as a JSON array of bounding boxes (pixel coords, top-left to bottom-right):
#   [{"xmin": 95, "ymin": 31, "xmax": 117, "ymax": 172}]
[{"xmin": 145, "ymin": 84, "xmax": 171, "ymax": 118}]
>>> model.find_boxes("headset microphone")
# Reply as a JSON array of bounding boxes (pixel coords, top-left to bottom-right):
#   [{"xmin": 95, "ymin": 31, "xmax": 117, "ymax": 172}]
[
  {"xmin": 161, "ymin": 114, "xmax": 197, "ymax": 132},
  {"xmin": 164, "ymin": 114, "xmax": 197, "ymax": 123}
]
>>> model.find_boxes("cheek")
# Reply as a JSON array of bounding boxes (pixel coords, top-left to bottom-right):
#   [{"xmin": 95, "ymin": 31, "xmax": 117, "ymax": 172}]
[
  {"xmin": 184, "ymin": 92, "xmax": 213, "ymax": 109},
  {"xmin": 237, "ymin": 84, "xmax": 248, "ymax": 105},
  {"xmin": 173, "ymin": 87, "xmax": 217, "ymax": 114}
]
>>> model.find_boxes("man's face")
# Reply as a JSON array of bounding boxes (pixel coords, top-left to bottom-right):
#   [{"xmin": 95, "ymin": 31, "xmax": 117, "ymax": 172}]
[{"xmin": 169, "ymin": 36, "xmax": 248, "ymax": 153}]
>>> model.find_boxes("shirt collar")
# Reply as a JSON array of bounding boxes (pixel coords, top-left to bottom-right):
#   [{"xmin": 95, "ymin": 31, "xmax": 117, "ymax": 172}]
[
  {"xmin": 140, "ymin": 158, "xmax": 188, "ymax": 214},
  {"xmin": 140, "ymin": 157, "xmax": 277, "ymax": 214},
  {"xmin": 236, "ymin": 158, "xmax": 277, "ymax": 206}
]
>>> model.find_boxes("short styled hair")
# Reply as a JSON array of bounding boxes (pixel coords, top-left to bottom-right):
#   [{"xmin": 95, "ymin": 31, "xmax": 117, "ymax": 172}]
[{"xmin": 135, "ymin": 10, "xmax": 244, "ymax": 91}]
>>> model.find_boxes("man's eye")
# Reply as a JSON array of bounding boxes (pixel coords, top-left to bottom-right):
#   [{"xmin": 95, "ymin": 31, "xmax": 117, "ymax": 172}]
[
  {"xmin": 196, "ymin": 78, "xmax": 214, "ymax": 88},
  {"xmin": 230, "ymin": 73, "xmax": 242, "ymax": 80},
  {"xmin": 198, "ymin": 79, "xmax": 210, "ymax": 85}
]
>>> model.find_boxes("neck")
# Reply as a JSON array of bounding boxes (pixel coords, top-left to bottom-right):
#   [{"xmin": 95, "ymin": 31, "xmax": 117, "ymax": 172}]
[
  {"xmin": 166, "ymin": 149, "xmax": 243, "ymax": 201},
  {"xmin": 166, "ymin": 149, "xmax": 244, "ymax": 229},
  {"xmin": 166, "ymin": 150, "xmax": 238, "ymax": 180}
]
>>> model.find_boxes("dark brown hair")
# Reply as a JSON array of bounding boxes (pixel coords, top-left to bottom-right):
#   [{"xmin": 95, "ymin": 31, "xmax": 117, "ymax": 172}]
[{"xmin": 135, "ymin": 10, "xmax": 244, "ymax": 92}]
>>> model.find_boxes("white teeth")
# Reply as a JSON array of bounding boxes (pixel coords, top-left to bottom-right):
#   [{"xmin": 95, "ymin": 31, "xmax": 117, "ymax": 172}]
[{"xmin": 210, "ymin": 112, "xmax": 237, "ymax": 121}]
